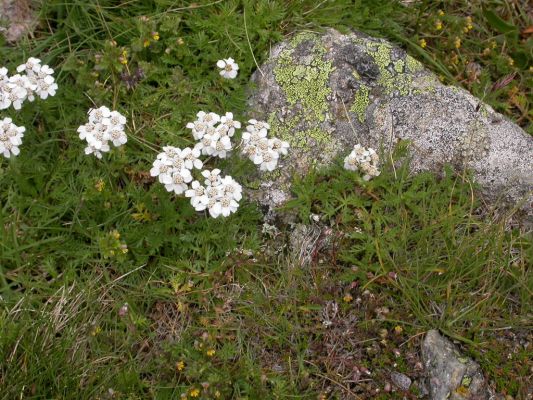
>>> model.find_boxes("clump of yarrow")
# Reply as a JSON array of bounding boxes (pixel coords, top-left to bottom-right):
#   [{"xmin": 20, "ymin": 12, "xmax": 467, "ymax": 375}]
[
  {"xmin": 150, "ymin": 111, "xmax": 289, "ymax": 218},
  {"xmin": 0, "ymin": 57, "xmax": 58, "ymax": 159},
  {"xmin": 241, "ymin": 119, "xmax": 289, "ymax": 171},
  {"xmin": 0, "ymin": 118, "xmax": 25, "ymax": 158},
  {"xmin": 343, "ymin": 144, "xmax": 380, "ymax": 181},
  {"xmin": 77, "ymin": 106, "xmax": 127, "ymax": 159}
]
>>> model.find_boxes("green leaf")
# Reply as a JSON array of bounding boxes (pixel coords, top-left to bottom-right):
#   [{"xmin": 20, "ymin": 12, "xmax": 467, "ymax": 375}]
[{"xmin": 482, "ymin": 9, "xmax": 518, "ymax": 37}]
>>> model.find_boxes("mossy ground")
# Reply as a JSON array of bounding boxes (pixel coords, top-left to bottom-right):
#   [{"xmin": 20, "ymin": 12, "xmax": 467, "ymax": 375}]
[{"xmin": 0, "ymin": 1, "xmax": 531, "ymax": 399}]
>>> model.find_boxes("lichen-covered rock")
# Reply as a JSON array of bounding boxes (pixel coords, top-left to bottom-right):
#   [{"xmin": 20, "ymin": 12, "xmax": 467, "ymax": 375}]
[
  {"xmin": 422, "ymin": 330, "xmax": 491, "ymax": 400},
  {"xmin": 246, "ymin": 29, "xmax": 533, "ymax": 223}
]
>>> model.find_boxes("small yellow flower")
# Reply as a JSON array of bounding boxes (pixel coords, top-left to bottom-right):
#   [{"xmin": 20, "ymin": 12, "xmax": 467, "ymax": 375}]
[
  {"xmin": 95, "ymin": 179, "xmax": 105, "ymax": 192},
  {"xmin": 490, "ymin": 41, "xmax": 497, "ymax": 49},
  {"xmin": 214, "ymin": 391, "xmax": 221, "ymax": 398},
  {"xmin": 482, "ymin": 48, "xmax": 491, "ymax": 57},
  {"xmin": 435, "ymin": 20, "xmax": 443, "ymax": 30},
  {"xmin": 437, "ymin": 9, "xmax": 445, "ymax": 17},
  {"xmin": 454, "ymin": 37, "xmax": 461, "ymax": 49},
  {"xmin": 206, "ymin": 349, "xmax": 216, "ymax": 357},
  {"xmin": 119, "ymin": 49, "xmax": 128, "ymax": 65},
  {"xmin": 394, "ymin": 325, "xmax": 403, "ymax": 334},
  {"xmin": 151, "ymin": 31, "xmax": 160, "ymax": 41},
  {"xmin": 176, "ymin": 360, "xmax": 185, "ymax": 371},
  {"xmin": 189, "ymin": 388, "xmax": 200, "ymax": 398},
  {"xmin": 508, "ymin": 57, "xmax": 514, "ymax": 66},
  {"xmin": 143, "ymin": 39, "xmax": 150, "ymax": 48},
  {"xmin": 419, "ymin": 38, "xmax": 427, "ymax": 48},
  {"xmin": 529, "ymin": 66, "xmax": 533, "ymax": 73},
  {"xmin": 343, "ymin": 294, "xmax": 353, "ymax": 303},
  {"xmin": 91, "ymin": 326, "xmax": 102, "ymax": 336},
  {"xmin": 177, "ymin": 37, "xmax": 185, "ymax": 45}
]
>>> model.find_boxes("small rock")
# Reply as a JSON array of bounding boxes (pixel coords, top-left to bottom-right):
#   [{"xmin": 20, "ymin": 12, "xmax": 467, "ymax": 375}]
[
  {"xmin": 422, "ymin": 329, "xmax": 491, "ymax": 400},
  {"xmin": 0, "ymin": 0, "xmax": 37, "ymax": 43},
  {"xmin": 390, "ymin": 371, "xmax": 412, "ymax": 391}
]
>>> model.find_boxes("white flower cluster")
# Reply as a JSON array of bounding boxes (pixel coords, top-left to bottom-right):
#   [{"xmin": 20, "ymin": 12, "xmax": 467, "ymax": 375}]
[
  {"xmin": 150, "ymin": 146, "xmax": 202, "ymax": 194},
  {"xmin": 186, "ymin": 111, "xmax": 241, "ymax": 159},
  {"xmin": 77, "ymin": 106, "xmax": 128, "ymax": 159},
  {"xmin": 241, "ymin": 119, "xmax": 289, "ymax": 171},
  {"xmin": 216, "ymin": 58, "xmax": 239, "ymax": 79},
  {"xmin": 0, "ymin": 118, "xmax": 25, "ymax": 158},
  {"xmin": 1, "ymin": 57, "xmax": 58, "ymax": 111},
  {"xmin": 343, "ymin": 144, "xmax": 380, "ymax": 181},
  {"xmin": 152, "ymin": 111, "xmax": 290, "ymax": 218},
  {"xmin": 188, "ymin": 169, "xmax": 242, "ymax": 218}
]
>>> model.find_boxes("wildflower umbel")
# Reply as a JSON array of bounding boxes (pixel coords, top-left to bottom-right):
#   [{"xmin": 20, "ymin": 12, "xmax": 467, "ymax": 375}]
[
  {"xmin": 343, "ymin": 144, "xmax": 380, "ymax": 181},
  {"xmin": 77, "ymin": 106, "xmax": 128, "ymax": 159},
  {"xmin": 216, "ymin": 58, "xmax": 239, "ymax": 79},
  {"xmin": 241, "ymin": 119, "xmax": 289, "ymax": 172},
  {"xmin": 1, "ymin": 57, "xmax": 58, "ymax": 111},
  {"xmin": 0, "ymin": 118, "xmax": 25, "ymax": 158}
]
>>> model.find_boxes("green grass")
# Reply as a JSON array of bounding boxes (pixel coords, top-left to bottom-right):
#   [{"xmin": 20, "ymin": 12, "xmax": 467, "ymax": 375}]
[{"xmin": 1, "ymin": 0, "xmax": 531, "ymax": 399}]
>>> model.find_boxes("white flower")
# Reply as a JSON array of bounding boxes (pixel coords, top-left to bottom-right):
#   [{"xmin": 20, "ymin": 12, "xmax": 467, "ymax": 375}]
[
  {"xmin": 150, "ymin": 158, "xmax": 173, "ymax": 184},
  {"xmin": 3, "ymin": 83, "xmax": 27, "ymax": 110},
  {"xmin": 196, "ymin": 111, "xmax": 220, "ymax": 127},
  {"xmin": 221, "ymin": 175, "xmax": 242, "ymax": 202},
  {"xmin": 343, "ymin": 144, "xmax": 380, "ymax": 180},
  {"xmin": 108, "ymin": 128, "xmax": 128, "ymax": 147},
  {"xmin": 257, "ymin": 149, "xmax": 279, "ymax": 171},
  {"xmin": 241, "ymin": 125, "xmax": 267, "ymax": 145},
  {"xmin": 107, "ymin": 110, "xmax": 127, "ymax": 128},
  {"xmin": 216, "ymin": 58, "xmax": 239, "ymax": 79},
  {"xmin": 219, "ymin": 195, "xmax": 239, "ymax": 217},
  {"xmin": 88, "ymin": 106, "xmax": 111, "ymax": 124},
  {"xmin": 246, "ymin": 119, "xmax": 270, "ymax": 134},
  {"xmin": 181, "ymin": 146, "xmax": 203, "ymax": 170},
  {"xmin": 201, "ymin": 168, "xmax": 222, "ymax": 187},
  {"xmin": 0, "ymin": 118, "xmax": 25, "ymax": 158},
  {"xmin": 16, "ymin": 57, "xmax": 42, "ymax": 73},
  {"xmin": 269, "ymin": 137, "xmax": 290, "ymax": 156},
  {"xmin": 211, "ymin": 135, "xmax": 232, "ymax": 159},
  {"xmin": 164, "ymin": 169, "xmax": 193, "ymax": 194},
  {"xmin": 220, "ymin": 112, "xmax": 241, "ymax": 136},
  {"xmin": 186, "ymin": 120, "xmax": 208, "ymax": 140},
  {"xmin": 185, "ymin": 180, "xmax": 209, "ymax": 211},
  {"xmin": 84, "ymin": 142, "xmax": 110, "ymax": 159}
]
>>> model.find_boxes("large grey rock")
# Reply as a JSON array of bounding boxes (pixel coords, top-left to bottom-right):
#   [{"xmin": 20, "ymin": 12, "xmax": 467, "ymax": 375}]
[
  {"xmin": 421, "ymin": 330, "xmax": 490, "ymax": 400},
  {"xmin": 246, "ymin": 29, "xmax": 533, "ymax": 223}
]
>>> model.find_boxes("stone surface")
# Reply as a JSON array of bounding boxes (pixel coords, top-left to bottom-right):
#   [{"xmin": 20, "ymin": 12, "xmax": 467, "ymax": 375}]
[
  {"xmin": 421, "ymin": 330, "xmax": 490, "ymax": 400},
  {"xmin": 390, "ymin": 371, "xmax": 412, "ymax": 391},
  {"xmin": 0, "ymin": 0, "xmax": 36, "ymax": 43},
  {"xmin": 246, "ymin": 29, "xmax": 533, "ymax": 224}
]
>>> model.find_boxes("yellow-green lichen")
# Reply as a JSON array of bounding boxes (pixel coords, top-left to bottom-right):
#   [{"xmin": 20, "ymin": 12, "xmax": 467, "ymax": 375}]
[
  {"xmin": 406, "ymin": 55, "xmax": 424, "ymax": 73},
  {"xmin": 394, "ymin": 59, "xmax": 405, "ymax": 73},
  {"xmin": 274, "ymin": 44, "xmax": 335, "ymax": 123},
  {"xmin": 363, "ymin": 42, "xmax": 413, "ymax": 96},
  {"xmin": 371, "ymin": 42, "xmax": 393, "ymax": 71},
  {"xmin": 350, "ymin": 84, "xmax": 370, "ymax": 123},
  {"xmin": 290, "ymin": 32, "xmax": 318, "ymax": 48}
]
